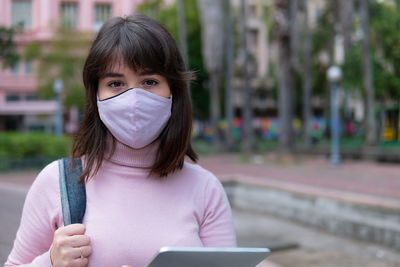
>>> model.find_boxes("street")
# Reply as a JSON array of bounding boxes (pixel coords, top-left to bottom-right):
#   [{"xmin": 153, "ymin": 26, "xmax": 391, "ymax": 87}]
[
  {"xmin": 0, "ymin": 185, "xmax": 27, "ymax": 264},
  {"xmin": 1, "ymin": 174, "xmax": 400, "ymax": 266}
]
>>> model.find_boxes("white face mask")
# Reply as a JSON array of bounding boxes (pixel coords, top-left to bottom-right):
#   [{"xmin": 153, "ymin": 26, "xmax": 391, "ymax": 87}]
[{"xmin": 97, "ymin": 88, "xmax": 172, "ymax": 149}]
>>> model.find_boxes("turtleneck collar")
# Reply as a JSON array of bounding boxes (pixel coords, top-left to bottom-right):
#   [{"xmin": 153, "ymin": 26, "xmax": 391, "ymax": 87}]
[{"xmin": 104, "ymin": 135, "xmax": 159, "ymax": 168}]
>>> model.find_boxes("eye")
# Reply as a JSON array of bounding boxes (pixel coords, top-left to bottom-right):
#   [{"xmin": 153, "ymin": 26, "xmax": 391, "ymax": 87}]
[
  {"xmin": 108, "ymin": 81, "xmax": 125, "ymax": 88},
  {"xmin": 142, "ymin": 79, "xmax": 158, "ymax": 87}
]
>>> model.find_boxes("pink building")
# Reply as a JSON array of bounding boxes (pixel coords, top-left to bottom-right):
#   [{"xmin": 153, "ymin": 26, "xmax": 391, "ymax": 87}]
[{"xmin": 0, "ymin": 0, "xmax": 146, "ymax": 132}]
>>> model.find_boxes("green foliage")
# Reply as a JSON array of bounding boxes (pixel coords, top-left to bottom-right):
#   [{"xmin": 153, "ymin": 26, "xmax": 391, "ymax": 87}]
[
  {"xmin": 26, "ymin": 29, "xmax": 91, "ymax": 111},
  {"xmin": 341, "ymin": 2, "xmax": 400, "ymax": 99},
  {"xmin": 310, "ymin": 1, "xmax": 400, "ymax": 102},
  {"xmin": 311, "ymin": 7, "xmax": 334, "ymax": 57},
  {"xmin": 137, "ymin": 0, "xmax": 210, "ymax": 119},
  {"xmin": 0, "ymin": 25, "xmax": 20, "ymax": 68},
  {"xmin": 374, "ymin": 62, "xmax": 400, "ymax": 98},
  {"xmin": 309, "ymin": 7, "xmax": 334, "ymax": 98},
  {"xmin": 0, "ymin": 132, "xmax": 72, "ymax": 171},
  {"xmin": 0, "ymin": 132, "xmax": 71, "ymax": 159},
  {"xmin": 370, "ymin": 0, "xmax": 400, "ymax": 98},
  {"xmin": 0, "ymin": 132, "xmax": 71, "ymax": 171},
  {"xmin": 341, "ymin": 46, "xmax": 362, "ymax": 90},
  {"xmin": 191, "ymin": 138, "xmax": 280, "ymax": 155},
  {"xmin": 24, "ymin": 41, "xmax": 41, "ymax": 60}
]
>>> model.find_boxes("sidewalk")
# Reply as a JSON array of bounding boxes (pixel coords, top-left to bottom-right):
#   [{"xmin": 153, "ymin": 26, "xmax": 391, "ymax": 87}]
[{"xmin": 198, "ymin": 153, "xmax": 400, "ymax": 209}]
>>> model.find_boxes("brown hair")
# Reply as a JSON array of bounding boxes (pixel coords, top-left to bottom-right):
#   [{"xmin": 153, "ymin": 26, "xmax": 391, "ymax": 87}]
[{"xmin": 72, "ymin": 14, "xmax": 198, "ymax": 181}]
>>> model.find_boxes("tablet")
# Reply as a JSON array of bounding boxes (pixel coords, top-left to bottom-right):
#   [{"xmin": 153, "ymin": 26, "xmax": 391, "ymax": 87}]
[{"xmin": 145, "ymin": 247, "xmax": 271, "ymax": 267}]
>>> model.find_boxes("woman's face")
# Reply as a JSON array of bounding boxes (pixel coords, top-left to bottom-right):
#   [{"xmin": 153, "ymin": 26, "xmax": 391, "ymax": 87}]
[{"xmin": 97, "ymin": 63, "xmax": 171, "ymax": 100}]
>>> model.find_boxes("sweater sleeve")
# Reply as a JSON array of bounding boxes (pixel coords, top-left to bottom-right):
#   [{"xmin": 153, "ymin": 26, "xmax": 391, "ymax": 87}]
[
  {"xmin": 5, "ymin": 161, "xmax": 62, "ymax": 267},
  {"xmin": 199, "ymin": 175, "xmax": 237, "ymax": 247}
]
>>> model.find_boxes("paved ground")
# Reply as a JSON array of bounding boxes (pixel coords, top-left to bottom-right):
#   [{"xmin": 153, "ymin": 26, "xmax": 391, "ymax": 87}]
[
  {"xmin": 2, "ymin": 154, "xmax": 400, "ymax": 266},
  {"xmin": 199, "ymin": 153, "xmax": 400, "ymax": 209},
  {"xmin": 234, "ymin": 209, "xmax": 400, "ymax": 267},
  {"xmin": 0, "ymin": 186, "xmax": 26, "ymax": 264}
]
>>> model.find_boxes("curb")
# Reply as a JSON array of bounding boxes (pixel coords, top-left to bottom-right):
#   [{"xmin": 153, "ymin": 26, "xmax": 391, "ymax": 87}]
[{"xmin": 222, "ymin": 176, "xmax": 400, "ymax": 251}]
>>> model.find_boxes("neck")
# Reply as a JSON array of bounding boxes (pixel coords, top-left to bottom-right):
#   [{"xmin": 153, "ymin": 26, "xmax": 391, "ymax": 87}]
[{"xmin": 104, "ymin": 135, "xmax": 159, "ymax": 168}]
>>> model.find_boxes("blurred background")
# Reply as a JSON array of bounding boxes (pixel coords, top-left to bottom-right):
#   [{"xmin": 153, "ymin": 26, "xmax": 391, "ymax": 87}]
[{"xmin": 1, "ymin": 0, "xmax": 400, "ymax": 266}]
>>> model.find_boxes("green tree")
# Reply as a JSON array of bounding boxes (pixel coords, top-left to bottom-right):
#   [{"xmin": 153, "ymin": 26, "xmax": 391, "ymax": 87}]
[
  {"xmin": 370, "ymin": 0, "xmax": 400, "ymax": 99},
  {"xmin": 0, "ymin": 25, "xmax": 20, "ymax": 69},
  {"xmin": 25, "ymin": 29, "xmax": 91, "ymax": 110},
  {"xmin": 339, "ymin": 0, "xmax": 400, "ymax": 144}
]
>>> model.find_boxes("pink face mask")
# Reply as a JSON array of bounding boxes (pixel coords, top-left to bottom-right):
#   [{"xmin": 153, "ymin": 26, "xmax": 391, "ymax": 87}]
[{"xmin": 97, "ymin": 88, "xmax": 172, "ymax": 149}]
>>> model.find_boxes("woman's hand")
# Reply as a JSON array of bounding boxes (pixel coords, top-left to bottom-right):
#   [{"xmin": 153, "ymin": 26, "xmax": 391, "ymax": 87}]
[{"xmin": 50, "ymin": 224, "xmax": 92, "ymax": 267}]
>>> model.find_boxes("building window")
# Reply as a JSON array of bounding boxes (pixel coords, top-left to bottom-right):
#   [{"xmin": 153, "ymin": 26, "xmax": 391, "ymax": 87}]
[
  {"xmin": 25, "ymin": 60, "xmax": 33, "ymax": 74},
  {"xmin": 11, "ymin": 62, "xmax": 19, "ymax": 75},
  {"xmin": 11, "ymin": 0, "xmax": 32, "ymax": 29},
  {"xmin": 26, "ymin": 93, "xmax": 38, "ymax": 101},
  {"xmin": 6, "ymin": 94, "xmax": 21, "ymax": 102},
  {"xmin": 93, "ymin": 4, "xmax": 111, "ymax": 31},
  {"xmin": 60, "ymin": 2, "xmax": 79, "ymax": 29}
]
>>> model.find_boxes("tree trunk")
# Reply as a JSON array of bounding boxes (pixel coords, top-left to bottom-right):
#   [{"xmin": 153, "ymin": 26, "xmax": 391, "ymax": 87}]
[
  {"xmin": 177, "ymin": 0, "xmax": 190, "ymax": 97},
  {"xmin": 224, "ymin": 0, "xmax": 235, "ymax": 151},
  {"xmin": 210, "ymin": 73, "xmax": 221, "ymax": 148},
  {"xmin": 197, "ymin": 0, "xmax": 224, "ymax": 148},
  {"xmin": 339, "ymin": 0, "xmax": 354, "ymax": 124},
  {"xmin": 339, "ymin": 0, "xmax": 354, "ymax": 55},
  {"xmin": 276, "ymin": 0, "xmax": 294, "ymax": 153},
  {"xmin": 302, "ymin": 0, "xmax": 312, "ymax": 147},
  {"xmin": 240, "ymin": 0, "xmax": 253, "ymax": 153},
  {"xmin": 360, "ymin": 0, "xmax": 377, "ymax": 146},
  {"xmin": 290, "ymin": 0, "xmax": 300, "ymax": 73},
  {"xmin": 177, "ymin": 0, "xmax": 188, "ymax": 66}
]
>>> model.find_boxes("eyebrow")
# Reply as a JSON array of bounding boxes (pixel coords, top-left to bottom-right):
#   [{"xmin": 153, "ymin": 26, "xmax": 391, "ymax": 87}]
[{"xmin": 102, "ymin": 72, "xmax": 124, "ymax": 78}]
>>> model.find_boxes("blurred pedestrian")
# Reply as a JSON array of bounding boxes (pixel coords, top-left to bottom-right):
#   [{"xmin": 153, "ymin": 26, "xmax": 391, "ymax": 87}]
[{"xmin": 5, "ymin": 14, "xmax": 236, "ymax": 267}]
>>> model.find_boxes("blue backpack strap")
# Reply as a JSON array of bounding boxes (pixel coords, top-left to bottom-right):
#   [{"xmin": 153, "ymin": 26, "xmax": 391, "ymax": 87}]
[{"xmin": 58, "ymin": 157, "xmax": 86, "ymax": 225}]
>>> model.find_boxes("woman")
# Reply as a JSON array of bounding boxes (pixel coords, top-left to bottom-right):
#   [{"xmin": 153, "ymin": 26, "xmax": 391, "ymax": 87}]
[{"xmin": 5, "ymin": 15, "xmax": 236, "ymax": 267}]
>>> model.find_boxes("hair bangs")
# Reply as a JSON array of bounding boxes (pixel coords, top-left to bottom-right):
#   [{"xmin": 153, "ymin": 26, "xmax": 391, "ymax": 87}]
[
  {"xmin": 119, "ymin": 21, "xmax": 170, "ymax": 75},
  {"xmin": 95, "ymin": 21, "xmax": 167, "ymax": 78}
]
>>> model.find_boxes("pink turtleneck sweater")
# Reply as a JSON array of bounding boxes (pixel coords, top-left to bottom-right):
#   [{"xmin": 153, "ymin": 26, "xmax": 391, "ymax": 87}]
[{"xmin": 5, "ymin": 141, "xmax": 236, "ymax": 267}]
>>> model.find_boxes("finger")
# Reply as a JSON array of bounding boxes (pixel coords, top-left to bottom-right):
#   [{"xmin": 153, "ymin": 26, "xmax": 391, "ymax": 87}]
[
  {"xmin": 58, "ymin": 224, "xmax": 86, "ymax": 236},
  {"xmin": 71, "ymin": 256, "xmax": 89, "ymax": 267},
  {"xmin": 77, "ymin": 246, "xmax": 92, "ymax": 258},
  {"xmin": 69, "ymin": 235, "xmax": 91, "ymax": 247}
]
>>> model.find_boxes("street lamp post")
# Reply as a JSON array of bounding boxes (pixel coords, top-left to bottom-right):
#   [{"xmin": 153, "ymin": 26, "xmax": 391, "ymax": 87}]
[
  {"xmin": 53, "ymin": 79, "xmax": 63, "ymax": 137},
  {"xmin": 327, "ymin": 66, "xmax": 343, "ymax": 166}
]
